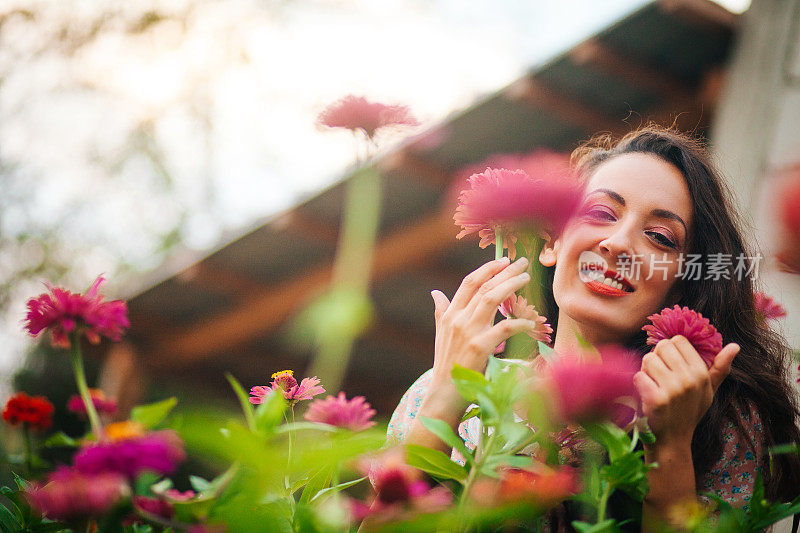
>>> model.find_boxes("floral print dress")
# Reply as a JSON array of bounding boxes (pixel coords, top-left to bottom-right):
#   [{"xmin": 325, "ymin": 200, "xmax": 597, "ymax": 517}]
[{"xmin": 387, "ymin": 368, "xmax": 766, "ymax": 510}]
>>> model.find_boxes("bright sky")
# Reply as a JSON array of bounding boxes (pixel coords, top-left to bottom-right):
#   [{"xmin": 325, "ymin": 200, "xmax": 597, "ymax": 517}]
[{"xmin": 0, "ymin": 0, "xmax": 750, "ymax": 392}]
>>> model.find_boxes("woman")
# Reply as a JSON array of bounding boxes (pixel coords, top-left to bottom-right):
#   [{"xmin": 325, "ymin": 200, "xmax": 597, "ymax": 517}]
[{"xmin": 387, "ymin": 126, "xmax": 800, "ymax": 528}]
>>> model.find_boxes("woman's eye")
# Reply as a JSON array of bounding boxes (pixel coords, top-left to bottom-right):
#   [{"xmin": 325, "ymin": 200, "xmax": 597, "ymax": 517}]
[
  {"xmin": 585, "ymin": 209, "xmax": 615, "ymax": 221},
  {"xmin": 647, "ymin": 231, "xmax": 677, "ymax": 249}
]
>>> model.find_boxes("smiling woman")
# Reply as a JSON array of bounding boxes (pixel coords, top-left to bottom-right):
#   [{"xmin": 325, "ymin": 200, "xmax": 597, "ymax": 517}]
[{"xmin": 388, "ymin": 125, "xmax": 800, "ymax": 531}]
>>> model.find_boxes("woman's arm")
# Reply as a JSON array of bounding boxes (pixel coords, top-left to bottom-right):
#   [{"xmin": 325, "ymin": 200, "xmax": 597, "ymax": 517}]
[{"xmin": 633, "ymin": 335, "xmax": 740, "ymax": 531}]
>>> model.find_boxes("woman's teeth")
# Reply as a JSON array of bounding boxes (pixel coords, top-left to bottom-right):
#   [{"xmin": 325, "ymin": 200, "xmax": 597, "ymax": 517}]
[{"xmin": 581, "ymin": 269, "xmax": 627, "ymax": 291}]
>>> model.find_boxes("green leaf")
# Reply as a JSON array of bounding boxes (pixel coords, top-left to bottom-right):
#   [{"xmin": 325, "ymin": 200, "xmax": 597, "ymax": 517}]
[
  {"xmin": 451, "ymin": 364, "xmax": 489, "ymax": 404},
  {"xmin": 405, "ymin": 444, "xmax": 468, "ymax": 482},
  {"xmin": 601, "ymin": 452, "xmax": 652, "ymax": 501},
  {"xmin": 537, "ymin": 340, "xmax": 555, "ymax": 357},
  {"xmin": 254, "ymin": 389, "xmax": 287, "ymax": 434},
  {"xmin": 130, "ymin": 397, "xmax": 178, "ymax": 429},
  {"xmin": 461, "ymin": 406, "xmax": 480, "ymax": 422},
  {"xmin": 419, "ymin": 417, "xmax": 472, "ymax": 464},
  {"xmin": 42, "ymin": 431, "xmax": 78, "ymax": 448},
  {"xmin": 225, "ymin": 372, "xmax": 256, "ymax": 432},
  {"xmin": 189, "ymin": 475, "xmax": 212, "ymax": 493},
  {"xmin": 572, "ymin": 519, "xmax": 622, "ymax": 532},
  {"xmin": 310, "ymin": 476, "xmax": 367, "ymax": 503},
  {"xmin": 298, "ymin": 466, "xmax": 332, "ymax": 505},
  {"xmin": 584, "ymin": 423, "xmax": 630, "ymax": 461},
  {"xmin": 769, "ymin": 443, "xmax": 800, "ymax": 455},
  {"xmin": 0, "ymin": 501, "xmax": 22, "ymax": 532}
]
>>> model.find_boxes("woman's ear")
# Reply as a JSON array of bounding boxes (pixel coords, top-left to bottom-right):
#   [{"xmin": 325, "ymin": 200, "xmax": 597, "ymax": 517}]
[{"xmin": 539, "ymin": 231, "xmax": 559, "ymax": 267}]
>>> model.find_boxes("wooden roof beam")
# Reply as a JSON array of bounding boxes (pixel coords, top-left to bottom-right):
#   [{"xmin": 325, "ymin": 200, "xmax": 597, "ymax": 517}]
[
  {"xmin": 377, "ymin": 150, "xmax": 452, "ymax": 188},
  {"xmin": 505, "ymin": 77, "xmax": 623, "ymax": 135},
  {"xmin": 149, "ymin": 208, "xmax": 458, "ymax": 365},
  {"xmin": 570, "ymin": 40, "xmax": 696, "ymax": 103},
  {"xmin": 658, "ymin": 0, "xmax": 738, "ymax": 33},
  {"xmin": 272, "ymin": 209, "xmax": 339, "ymax": 246},
  {"xmin": 176, "ymin": 261, "xmax": 269, "ymax": 298}
]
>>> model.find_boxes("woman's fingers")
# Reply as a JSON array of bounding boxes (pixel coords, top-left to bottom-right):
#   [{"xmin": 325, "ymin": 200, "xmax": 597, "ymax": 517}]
[
  {"xmin": 709, "ymin": 342, "xmax": 740, "ymax": 391},
  {"xmin": 449, "ymin": 257, "xmax": 511, "ymax": 312},
  {"xmin": 640, "ymin": 351, "xmax": 679, "ymax": 390},
  {"xmin": 463, "ymin": 257, "xmax": 529, "ymax": 316},
  {"xmin": 430, "ymin": 290, "xmax": 450, "ymax": 324},
  {"xmin": 469, "ymin": 272, "xmax": 531, "ymax": 325},
  {"xmin": 481, "ymin": 318, "xmax": 541, "ymax": 350},
  {"xmin": 653, "ymin": 339, "xmax": 692, "ymax": 381},
  {"xmin": 670, "ymin": 335, "xmax": 709, "ymax": 375}
]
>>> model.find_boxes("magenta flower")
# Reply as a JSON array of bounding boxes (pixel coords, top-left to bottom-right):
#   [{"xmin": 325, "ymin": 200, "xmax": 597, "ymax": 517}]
[
  {"xmin": 133, "ymin": 495, "xmax": 174, "ymax": 520},
  {"xmin": 754, "ymin": 291, "xmax": 787, "ymax": 321},
  {"xmin": 74, "ymin": 430, "xmax": 186, "ymax": 479},
  {"xmin": 642, "ymin": 305, "xmax": 723, "ymax": 368},
  {"xmin": 498, "ymin": 294, "xmax": 553, "ymax": 343},
  {"xmin": 304, "ymin": 392, "xmax": 376, "ymax": 431},
  {"xmin": 24, "ymin": 275, "xmax": 129, "ymax": 348},
  {"xmin": 249, "ymin": 370, "xmax": 325, "ymax": 405},
  {"xmin": 454, "ymin": 167, "xmax": 582, "ymax": 259},
  {"xmin": 354, "ymin": 449, "xmax": 452, "ymax": 523},
  {"xmin": 27, "ymin": 467, "xmax": 128, "ymax": 521},
  {"xmin": 317, "ymin": 95, "xmax": 418, "ymax": 138},
  {"xmin": 776, "ymin": 171, "xmax": 800, "ymax": 273},
  {"xmin": 544, "ymin": 346, "xmax": 640, "ymax": 426},
  {"xmin": 67, "ymin": 388, "xmax": 118, "ymax": 417}
]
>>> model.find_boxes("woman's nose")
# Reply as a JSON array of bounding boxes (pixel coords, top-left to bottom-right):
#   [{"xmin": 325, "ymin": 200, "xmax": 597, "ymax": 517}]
[{"xmin": 599, "ymin": 227, "xmax": 635, "ymax": 258}]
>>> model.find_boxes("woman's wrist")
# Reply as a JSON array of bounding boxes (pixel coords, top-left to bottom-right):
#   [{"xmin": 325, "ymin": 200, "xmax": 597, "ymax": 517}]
[{"xmin": 643, "ymin": 437, "xmax": 696, "ymax": 508}]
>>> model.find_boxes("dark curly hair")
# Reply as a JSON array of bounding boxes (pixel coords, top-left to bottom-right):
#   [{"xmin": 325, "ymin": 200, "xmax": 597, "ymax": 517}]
[{"xmin": 540, "ymin": 124, "xmax": 800, "ymax": 501}]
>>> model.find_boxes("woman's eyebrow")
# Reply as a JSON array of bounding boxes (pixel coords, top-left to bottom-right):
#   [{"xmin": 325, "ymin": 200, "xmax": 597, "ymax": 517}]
[{"xmin": 587, "ymin": 188, "xmax": 688, "ymax": 234}]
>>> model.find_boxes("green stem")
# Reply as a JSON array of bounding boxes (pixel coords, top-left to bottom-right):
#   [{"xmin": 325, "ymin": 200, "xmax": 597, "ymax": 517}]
[
  {"xmin": 597, "ymin": 482, "xmax": 613, "ymax": 523},
  {"xmin": 458, "ymin": 427, "xmax": 498, "ymax": 531},
  {"xmin": 70, "ymin": 333, "xmax": 103, "ymax": 440},
  {"xmin": 22, "ymin": 424, "xmax": 33, "ymax": 476},
  {"xmin": 495, "ymin": 228, "xmax": 505, "ymax": 261}
]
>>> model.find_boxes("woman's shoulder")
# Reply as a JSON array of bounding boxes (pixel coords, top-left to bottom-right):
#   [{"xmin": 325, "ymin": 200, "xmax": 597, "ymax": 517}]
[{"xmin": 386, "ymin": 369, "xmax": 435, "ymax": 444}]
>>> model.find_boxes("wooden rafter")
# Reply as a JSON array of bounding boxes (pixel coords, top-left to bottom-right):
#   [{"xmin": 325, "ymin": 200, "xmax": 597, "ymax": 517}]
[
  {"xmin": 658, "ymin": 0, "xmax": 738, "ymax": 33},
  {"xmin": 149, "ymin": 208, "xmax": 458, "ymax": 366},
  {"xmin": 505, "ymin": 77, "xmax": 622, "ymax": 135},
  {"xmin": 378, "ymin": 150, "xmax": 452, "ymax": 187},
  {"xmin": 176, "ymin": 261, "xmax": 269, "ymax": 298},
  {"xmin": 272, "ymin": 209, "xmax": 339, "ymax": 246},
  {"xmin": 570, "ymin": 40, "xmax": 696, "ymax": 102}
]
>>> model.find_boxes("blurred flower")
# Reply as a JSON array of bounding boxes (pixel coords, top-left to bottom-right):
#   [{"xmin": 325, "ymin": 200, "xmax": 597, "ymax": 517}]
[
  {"xmin": 104, "ymin": 420, "xmax": 145, "ymax": 441},
  {"xmin": 543, "ymin": 346, "xmax": 640, "ymax": 426},
  {"xmin": 164, "ymin": 489, "xmax": 197, "ymax": 501},
  {"xmin": 24, "ymin": 275, "xmax": 129, "ymax": 348},
  {"xmin": 454, "ymin": 167, "xmax": 581, "ymax": 259},
  {"xmin": 304, "ymin": 392, "xmax": 376, "ymax": 431},
  {"xmin": 498, "ymin": 294, "xmax": 553, "ymax": 343},
  {"xmin": 317, "ymin": 95, "xmax": 418, "ymax": 139},
  {"xmin": 133, "ymin": 495, "xmax": 173, "ymax": 519},
  {"xmin": 776, "ymin": 172, "xmax": 800, "ymax": 273},
  {"xmin": 754, "ymin": 291, "xmax": 787, "ymax": 321},
  {"xmin": 2, "ymin": 392, "xmax": 54, "ymax": 430},
  {"xmin": 67, "ymin": 388, "xmax": 118, "ymax": 418},
  {"xmin": 355, "ymin": 448, "xmax": 452, "ymax": 523},
  {"xmin": 27, "ymin": 467, "xmax": 128, "ymax": 521},
  {"xmin": 74, "ymin": 430, "xmax": 185, "ymax": 479},
  {"xmin": 471, "ymin": 463, "xmax": 579, "ymax": 509},
  {"xmin": 642, "ymin": 305, "xmax": 723, "ymax": 368},
  {"xmin": 249, "ymin": 370, "xmax": 325, "ymax": 405}
]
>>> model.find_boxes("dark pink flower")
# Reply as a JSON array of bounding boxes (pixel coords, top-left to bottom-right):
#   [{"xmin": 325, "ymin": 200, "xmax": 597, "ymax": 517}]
[
  {"xmin": 249, "ymin": 370, "xmax": 325, "ymax": 405},
  {"xmin": 776, "ymin": 170, "xmax": 800, "ymax": 273},
  {"xmin": 355, "ymin": 449, "xmax": 452, "ymax": 524},
  {"xmin": 754, "ymin": 291, "xmax": 787, "ymax": 321},
  {"xmin": 317, "ymin": 95, "xmax": 418, "ymax": 138},
  {"xmin": 2, "ymin": 392, "xmax": 54, "ymax": 430},
  {"xmin": 454, "ymin": 166, "xmax": 582, "ymax": 259},
  {"xmin": 304, "ymin": 392, "xmax": 376, "ymax": 431},
  {"xmin": 24, "ymin": 275, "xmax": 129, "ymax": 348},
  {"xmin": 164, "ymin": 489, "xmax": 196, "ymax": 501},
  {"xmin": 642, "ymin": 305, "xmax": 723, "ymax": 368},
  {"xmin": 544, "ymin": 346, "xmax": 640, "ymax": 426},
  {"xmin": 74, "ymin": 430, "xmax": 186, "ymax": 479},
  {"xmin": 498, "ymin": 294, "xmax": 553, "ymax": 343},
  {"xmin": 133, "ymin": 495, "xmax": 173, "ymax": 519},
  {"xmin": 27, "ymin": 467, "xmax": 128, "ymax": 520},
  {"xmin": 67, "ymin": 388, "xmax": 118, "ymax": 417}
]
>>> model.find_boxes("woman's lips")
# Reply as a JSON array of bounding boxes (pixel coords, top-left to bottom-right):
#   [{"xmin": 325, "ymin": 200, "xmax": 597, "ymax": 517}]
[{"xmin": 583, "ymin": 278, "xmax": 629, "ymax": 297}]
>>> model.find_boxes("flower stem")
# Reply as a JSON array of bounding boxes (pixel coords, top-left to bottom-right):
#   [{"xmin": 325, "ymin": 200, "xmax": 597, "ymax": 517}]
[
  {"xmin": 69, "ymin": 333, "xmax": 103, "ymax": 440},
  {"xmin": 22, "ymin": 424, "xmax": 33, "ymax": 476},
  {"xmin": 458, "ymin": 427, "xmax": 498, "ymax": 531},
  {"xmin": 597, "ymin": 482, "xmax": 612, "ymax": 523},
  {"xmin": 495, "ymin": 228, "xmax": 505, "ymax": 261}
]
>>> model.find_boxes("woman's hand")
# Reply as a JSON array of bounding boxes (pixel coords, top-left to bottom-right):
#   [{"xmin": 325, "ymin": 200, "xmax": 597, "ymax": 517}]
[{"xmin": 634, "ymin": 335, "xmax": 740, "ymax": 446}]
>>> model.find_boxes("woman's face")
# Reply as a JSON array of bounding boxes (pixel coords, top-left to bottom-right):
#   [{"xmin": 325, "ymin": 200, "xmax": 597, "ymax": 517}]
[{"xmin": 541, "ymin": 152, "xmax": 694, "ymax": 343}]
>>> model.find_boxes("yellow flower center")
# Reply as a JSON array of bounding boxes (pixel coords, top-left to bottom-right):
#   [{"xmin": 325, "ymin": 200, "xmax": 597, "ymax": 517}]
[
  {"xmin": 105, "ymin": 421, "xmax": 145, "ymax": 441},
  {"xmin": 271, "ymin": 370, "xmax": 294, "ymax": 379}
]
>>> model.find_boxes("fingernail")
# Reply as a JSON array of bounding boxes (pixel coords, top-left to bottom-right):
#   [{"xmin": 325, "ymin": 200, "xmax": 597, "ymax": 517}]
[{"xmin": 498, "ymin": 256, "xmax": 510, "ymax": 264}]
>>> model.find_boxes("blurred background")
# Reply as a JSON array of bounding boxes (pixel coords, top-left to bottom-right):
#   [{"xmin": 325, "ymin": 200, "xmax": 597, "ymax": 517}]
[{"xmin": 5, "ymin": 0, "xmax": 800, "ymax": 431}]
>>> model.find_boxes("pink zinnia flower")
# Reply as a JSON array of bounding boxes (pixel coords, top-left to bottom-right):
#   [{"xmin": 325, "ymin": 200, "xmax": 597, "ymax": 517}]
[
  {"xmin": 249, "ymin": 370, "xmax": 325, "ymax": 405},
  {"xmin": 24, "ymin": 275, "xmax": 129, "ymax": 348},
  {"xmin": 754, "ymin": 291, "xmax": 787, "ymax": 321},
  {"xmin": 543, "ymin": 346, "xmax": 640, "ymax": 426},
  {"xmin": 27, "ymin": 467, "xmax": 129, "ymax": 521},
  {"xmin": 133, "ymin": 495, "xmax": 174, "ymax": 520},
  {"xmin": 642, "ymin": 305, "xmax": 723, "ymax": 368},
  {"xmin": 2, "ymin": 392, "xmax": 54, "ymax": 431},
  {"xmin": 354, "ymin": 449, "xmax": 452, "ymax": 523},
  {"xmin": 304, "ymin": 392, "xmax": 376, "ymax": 431},
  {"xmin": 67, "ymin": 388, "xmax": 118, "ymax": 417},
  {"xmin": 74, "ymin": 430, "xmax": 186, "ymax": 479},
  {"xmin": 498, "ymin": 294, "xmax": 553, "ymax": 343},
  {"xmin": 453, "ymin": 167, "xmax": 582, "ymax": 259},
  {"xmin": 317, "ymin": 95, "xmax": 418, "ymax": 138},
  {"xmin": 776, "ymin": 171, "xmax": 800, "ymax": 273}
]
